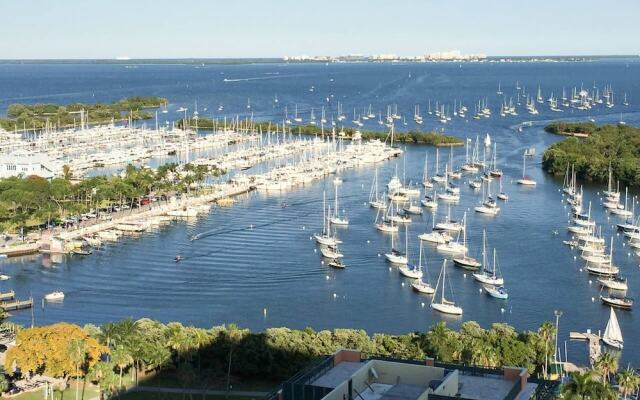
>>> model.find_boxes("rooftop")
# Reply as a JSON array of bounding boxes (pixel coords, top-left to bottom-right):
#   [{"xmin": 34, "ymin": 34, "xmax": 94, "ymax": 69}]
[{"xmin": 271, "ymin": 350, "xmax": 558, "ymax": 400}]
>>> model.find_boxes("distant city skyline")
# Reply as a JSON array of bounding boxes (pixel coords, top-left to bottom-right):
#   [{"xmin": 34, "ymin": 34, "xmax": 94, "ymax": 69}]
[{"xmin": 1, "ymin": 0, "xmax": 639, "ymax": 59}]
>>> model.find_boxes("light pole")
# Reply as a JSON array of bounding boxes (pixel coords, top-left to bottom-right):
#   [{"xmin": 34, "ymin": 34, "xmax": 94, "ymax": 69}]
[{"xmin": 554, "ymin": 310, "xmax": 563, "ymax": 365}]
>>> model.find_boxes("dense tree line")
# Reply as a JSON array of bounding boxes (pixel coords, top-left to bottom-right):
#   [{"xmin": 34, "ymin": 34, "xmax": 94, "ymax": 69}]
[
  {"xmin": 3, "ymin": 319, "xmax": 637, "ymax": 399},
  {"xmin": 177, "ymin": 118, "xmax": 464, "ymax": 147},
  {"xmin": 544, "ymin": 121, "xmax": 597, "ymax": 136},
  {"xmin": 542, "ymin": 123, "xmax": 640, "ymax": 187},
  {"xmin": 0, "ymin": 163, "xmax": 222, "ymax": 232},
  {"xmin": 0, "ymin": 96, "xmax": 167, "ymax": 131}
]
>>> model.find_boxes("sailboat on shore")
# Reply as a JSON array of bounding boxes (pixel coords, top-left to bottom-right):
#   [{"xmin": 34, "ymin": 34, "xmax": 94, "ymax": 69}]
[{"xmin": 431, "ymin": 260, "xmax": 463, "ymax": 315}]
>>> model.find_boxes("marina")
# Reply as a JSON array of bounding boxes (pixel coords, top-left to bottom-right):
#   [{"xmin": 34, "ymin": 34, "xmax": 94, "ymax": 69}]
[{"xmin": 1, "ymin": 59, "xmax": 640, "ymax": 368}]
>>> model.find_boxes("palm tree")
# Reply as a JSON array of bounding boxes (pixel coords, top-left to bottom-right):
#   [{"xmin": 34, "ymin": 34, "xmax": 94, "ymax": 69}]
[
  {"xmin": 111, "ymin": 345, "xmax": 133, "ymax": 389},
  {"xmin": 561, "ymin": 370, "xmax": 617, "ymax": 400},
  {"xmin": 68, "ymin": 339, "xmax": 88, "ymax": 400},
  {"xmin": 617, "ymin": 368, "xmax": 639, "ymax": 399},
  {"xmin": 425, "ymin": 322, "xmax": 454, "ymax": 362},
  {"xmin": 537, "ymin": 321, "xmax": 555, "ymax": 378},
  {"xmin": 594, "ymin": 352, "xmax": 619, "ymax": 383}
]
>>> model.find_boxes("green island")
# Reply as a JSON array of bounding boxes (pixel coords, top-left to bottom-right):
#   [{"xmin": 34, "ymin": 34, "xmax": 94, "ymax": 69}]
[
  {"xmin": 0, "ymin": 163, "xmax": 223, "ymax": 232},
  {"xmin": 178, "ymin": 117, "xmax": 465, "ymax": 147},
  {"xmin": 544, "ymin": 121, "xmax": 597, "ymax": 137},
  {"xmin": 542, "ymin": 123, "xmax": 640, "ymax": 187},
  {"xmin": 0, "ymin": 96, "xmax": 167, "ymax": 131},
  {"xmin": 0, "ymin": 317, "xmax": 634, "ymax": 399}
]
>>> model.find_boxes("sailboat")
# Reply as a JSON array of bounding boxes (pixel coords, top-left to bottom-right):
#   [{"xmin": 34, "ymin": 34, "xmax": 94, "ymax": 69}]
[
  {"xmin": 421, "ymin": 187, "xmax": 438, "ymax": 209},
  {"xmin": 452, "ymin": 222, "xmax": 482, "ymax": 270},
  {"xmin": 484, "ymin": 285, "xmax": 509, "ymax": 300},
  {"xmin": 329, "ymin": 186, "xmax": 349, "ymax": 226},
  {"xmin": 376, "ymin": 202, "xmax": 399, "ymax": 233},
  {"xmin": 474, "ymin": 180, "xmax": 500, "ymax": 215},
  {"xmin": 385, "ymin": 226, "xmax": 408, "ymax": 265},
  {"xmin": 516, "ymin": 154, "xmax": 536, "ymax": 186},
  {"xmin": 601, "ymin": 307, "xmax": 624, "ymax": 349},
  {"xmin": 399, "ymin": 229, "xmax": 422, "ymax": 278},
  {"xmin": 369, "ymin": 169, "xmax": 385, "ymax": 209},
  {"xmin": 432, "ymin": 148, "xmax": 447, "ymax": 184},
  {"xmin": 489, "ymin": 143, "xmax": 502, "ymax": 177},
  {"xmin": 473, "ymin": 233, "xmax": 504, "ymax": 286},
  {"xmin": 437, "ymin": 213, "xmax": 468, "ymax": 254},
  {"xmin": 422, "ymin": 153, "xmax": 433, "ymax": 188},
  {"xmin": 497, "ymin": 176, "xmax": 508, "ymax": 200},
  {"xmin": 314, "ymin": 192, "xmax": 342, "ymax": 246},
  {"xmin": 411, "ymin": 241, "xmax": 435, "ymax": 293},
  {"xmin": 431, "ymin": 260, "xmax": 463, "ymax": 315}
]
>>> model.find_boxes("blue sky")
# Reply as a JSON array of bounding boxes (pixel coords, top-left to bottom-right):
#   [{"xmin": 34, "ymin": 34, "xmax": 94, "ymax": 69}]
[{"xmin": 1, "ymin": 0, "xmax": 638, "ymax": 59}]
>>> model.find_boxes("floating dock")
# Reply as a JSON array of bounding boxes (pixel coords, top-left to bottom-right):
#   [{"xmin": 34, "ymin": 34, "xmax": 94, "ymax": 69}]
[
  {"xmin": 0, "ymin": 291, "xmax": 15, "ymax": 301},
  {"xmin": 0, "ymin": 297, "xmax": 33, "ymax": 311}
]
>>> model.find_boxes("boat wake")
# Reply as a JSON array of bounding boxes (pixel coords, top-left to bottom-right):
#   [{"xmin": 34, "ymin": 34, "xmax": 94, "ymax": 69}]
[{"xmin": 223, "ymin": 75, "xmax": 288, "ymax": 83}]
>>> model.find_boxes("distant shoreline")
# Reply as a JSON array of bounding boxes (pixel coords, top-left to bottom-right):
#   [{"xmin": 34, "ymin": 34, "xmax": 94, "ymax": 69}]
[{"xmin": 0, "ymin": 55, "xmax": 638, "ymax": 65}]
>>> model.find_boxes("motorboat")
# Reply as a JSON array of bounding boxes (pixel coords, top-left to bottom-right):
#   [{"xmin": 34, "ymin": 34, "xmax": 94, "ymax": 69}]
[{"xmin": 45, "ymin": 291, "xmax": 65, "ymax": 301}]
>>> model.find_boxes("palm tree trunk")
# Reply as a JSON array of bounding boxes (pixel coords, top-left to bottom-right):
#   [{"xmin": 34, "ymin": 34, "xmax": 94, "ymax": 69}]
[{"xmin": 119, "ymin": 366, "xmax": 123, "ymax": 388}]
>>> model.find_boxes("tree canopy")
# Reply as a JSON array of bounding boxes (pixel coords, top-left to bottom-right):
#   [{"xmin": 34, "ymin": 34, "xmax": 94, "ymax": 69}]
[
  {"xmin": 542, "ymin": 123, "xmax": 640, "ymax": 187},
  {"xmin": 5, "ymin": 322, "xmax": 107, "ymax": 378}
]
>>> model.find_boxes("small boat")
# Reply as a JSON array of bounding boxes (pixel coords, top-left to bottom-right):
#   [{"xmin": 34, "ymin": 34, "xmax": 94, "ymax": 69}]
[
  {"xmin": 600, "ymin": 294, "xmax": 633, "ymax": 310},
  {"xmin": 72, "ymin": 248, "xmax": 92, "ymax": 256},
  {"xmin": 328, "ymin": 259, "xmax": 346, "ymax": 269},
  {"xmin": 484, "ymin": 285, "xmax": 508, "ymax": 299},
  {"xmin": 0, "ymin": 275, "xmax": 10, "ymax": 281},
  {"xmin": 601, "ymin": 307, "xmax": 624, "ymax": 349},
  {"xmin": 431, "ymin": 260, "xmax": 463, "ymax": 315},
  {"xmin": 45, "ymin": 291, "xmax": 65, "ymax": 301},
  {"xmin": 174, "ymin": 255, "xmax": 182, "ymax": 263}
]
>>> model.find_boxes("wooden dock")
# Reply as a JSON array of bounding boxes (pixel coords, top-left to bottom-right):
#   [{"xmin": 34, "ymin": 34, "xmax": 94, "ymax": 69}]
[
  {"xmin": 0, "ymin": 297, "xmax": 33, "ymax": 311},
  {"xmin": 0, "ymin": 291, "xmax": 15, "ymax": 301}
]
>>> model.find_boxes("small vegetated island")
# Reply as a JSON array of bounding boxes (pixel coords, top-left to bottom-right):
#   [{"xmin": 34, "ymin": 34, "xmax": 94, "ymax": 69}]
[
  {"xmin": 179, "ymin": 118, "xmax": 465, "ymax": 147},
  {"xmin": 543, "ymin": 122, "xmax": 640, "ymax": 187},
  {"xmin": 0, "ymin": 96, "xmax": 167, "ymax": 131}
]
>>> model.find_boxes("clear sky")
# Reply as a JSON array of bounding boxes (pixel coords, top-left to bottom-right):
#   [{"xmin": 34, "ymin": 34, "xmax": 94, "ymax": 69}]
[{"xmin": 1, "ymin": 0, "xmax": 638, "ymax": 59}]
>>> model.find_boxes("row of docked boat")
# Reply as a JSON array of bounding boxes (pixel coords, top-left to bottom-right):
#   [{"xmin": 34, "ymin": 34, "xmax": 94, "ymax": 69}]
[{"xmin": 560, "ymin": 164, "xmax": 633, "ymax": 350}]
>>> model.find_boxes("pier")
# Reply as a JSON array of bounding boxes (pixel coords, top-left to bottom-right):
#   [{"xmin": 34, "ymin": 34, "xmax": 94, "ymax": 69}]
[
  {"xmin": 0, "ymin": 297, "xmax": 34, "ymax": 311},
  {"xmin": 0, "ymin": 291, "xmax": 15, "ymax": 301},
  {"xmin": 569, "ymin": 331, "xmax": 601, "ymax": 364}
]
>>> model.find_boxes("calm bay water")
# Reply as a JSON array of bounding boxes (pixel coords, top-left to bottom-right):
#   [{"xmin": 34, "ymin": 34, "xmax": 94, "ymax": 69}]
[{"xmin": 1, "ymin": 60, "xmax": 640, "ymax": 365}]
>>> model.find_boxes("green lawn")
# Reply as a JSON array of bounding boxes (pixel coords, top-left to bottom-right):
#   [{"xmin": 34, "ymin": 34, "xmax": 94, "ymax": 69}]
[
  {"xmin": 119, "ymin": 394, "xmax": 255, "ymax": 400},
  {"xmin": 137, "ymin": 373, "xmax": 276, "ymax": 392},
  {"xmin": 12, "ymin": 385, "xmax": 99, "ymax": 400}
]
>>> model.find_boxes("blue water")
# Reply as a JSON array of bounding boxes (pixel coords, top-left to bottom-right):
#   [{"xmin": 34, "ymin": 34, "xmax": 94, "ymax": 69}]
[{"xmin": 1, "ymin": 60, "xmax": 640, "ymax": 366}]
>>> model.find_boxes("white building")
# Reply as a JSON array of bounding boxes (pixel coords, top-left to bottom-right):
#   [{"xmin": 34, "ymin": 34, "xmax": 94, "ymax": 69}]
[{"xmin": 0, "ymin": 151, "xmax": 56, "ymax": 180}]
